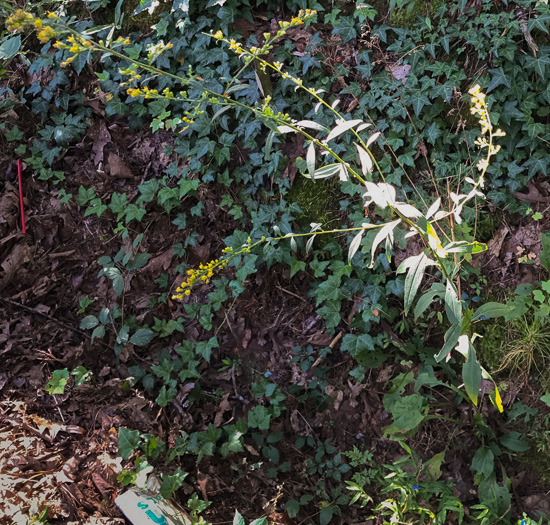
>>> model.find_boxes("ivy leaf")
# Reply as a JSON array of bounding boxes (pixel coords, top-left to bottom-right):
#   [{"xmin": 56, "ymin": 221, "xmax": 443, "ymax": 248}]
[
  {"xmin": 317, "ymin": 301, "xmax": 341, "ymax": 332},
  {"xmin": 315, "ymin": 275, "xmax": 341, "ymax": 305},
  {"xmin": 528, "ymin": 12, "xmax": 550, "ymax": 33},
  {"xmin": 523, "ymin": 155, "xmax": 549, "ymax": 178},
  {"xmin": 341, "ymin": 333, "xmax": 374, "ymax": 357},
  {"xmin": 0, "ymin": 35, "xmax": 21, "ymax": 60},
  {"xmin": 45, "ymin": 368, "xmax": 69, "ymax": 395},
  {"xmin": 247, "ymin": 406, "xmax": 271, "ymax": 430},
  {"xmin": 332, "ymin": 16, "xmax": 357, "ymax": 43},
  {"xmin": 410, "ymin": 93, "xmax": 431, "ymax": 116},
  {"xmin": 487, "ymin": 67, "xmax": 511, "ymax": 92},
  {"xmin": 118, "ymin": 427, "xmax": 141, "ymax": 460}
]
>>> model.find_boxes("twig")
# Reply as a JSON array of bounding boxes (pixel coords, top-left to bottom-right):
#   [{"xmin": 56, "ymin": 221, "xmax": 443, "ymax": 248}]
[{"xmin": 17, "ymin": 159, "xmax": 26, "ymax": 234}]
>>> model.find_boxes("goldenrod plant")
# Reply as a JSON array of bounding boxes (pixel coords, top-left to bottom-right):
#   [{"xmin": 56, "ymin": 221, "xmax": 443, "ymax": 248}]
[{"xmin": 4, "ymin": 6, "xmax": 511, "ymax": 414}]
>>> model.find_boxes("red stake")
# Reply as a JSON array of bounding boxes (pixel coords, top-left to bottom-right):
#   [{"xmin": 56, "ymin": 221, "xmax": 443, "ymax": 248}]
[{"xmin": 17, "ymin": 159, "xmax": 26, "ymax": 234}]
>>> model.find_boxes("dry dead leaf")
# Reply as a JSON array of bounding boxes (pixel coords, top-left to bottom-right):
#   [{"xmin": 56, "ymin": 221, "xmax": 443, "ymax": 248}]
[{"xmin": 107, "ymin": 153, "xmax": 133, "ymax": 179}]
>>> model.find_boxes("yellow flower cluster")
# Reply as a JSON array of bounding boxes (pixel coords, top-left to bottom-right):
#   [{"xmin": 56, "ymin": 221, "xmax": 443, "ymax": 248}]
[
  {"xmin": 213, "ymin": 30, "xmax": 223, "ymax": 40},
  {"xmin": 469, "ymin": 84, "xmax": 506, "ymax": 172},
  {"xmin": 126, "ymin": 85, "xmax": 159, "ymax": 98},
  {"xmin": 229, "ymin": 39, "xmax": 244, "ymax": 55},
  {"xmin": 6, "ymin": 9, "xmax": 35, "ymax": 32},
  {"xmin": 37, "ymin": 25, "xmax": 56, "ymax": 43},
  {"xmin": 173, "ymin": 259, "xmax": 228, "ymax": 299}
]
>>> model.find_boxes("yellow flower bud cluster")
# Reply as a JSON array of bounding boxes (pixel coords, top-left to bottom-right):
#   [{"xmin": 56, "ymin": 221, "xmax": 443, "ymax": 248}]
[
  {"xmin": 172, "ymin": 259, "xmax": 228, "ymax": 299},
  {"xmin": 469, "ymin": 84, "xmax": 506, "ymax": 172},
  {"xmin": 146, "ymin": 40, "xmax": 174, "ymax": 61},
  {"xmin": 6, "ymin": 9, "xmax": 35, "ymax": 32},
  {"xmin": 126, "ymin": 85, "xmax": 159, "ymax": 99}
]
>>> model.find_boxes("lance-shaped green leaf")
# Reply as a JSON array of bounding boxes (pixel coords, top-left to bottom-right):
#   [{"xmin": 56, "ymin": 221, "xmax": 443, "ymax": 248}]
[
  {"xmin": 369, "ymin": 219, "xmax": 400, "ymax": 268},
  {"xmin": 364, "ymin": 182, "xmax": 396, "ymax": 209},
  {"xmin": 303, "ymin": 163, "xmax": 341, "ymax": 180},
  {"xmin": 296, "ymin": 120, "xmax": 330, "ymax": 132},
  {"xmin": 443, "ymin": 241, "xmax": 488, "ymax": 254},
  {"xmin": 463, "ymin": 341, "xmax": 482, "ymax": 406},
  {"xmin": 397, "ymin": 252, "xmax": 435, "ymax": 314},
  {"xmin": 445, "ymin": 280, "xmax": 462, "ymax": 325},
  {"xmin": 355, "ymin": 143, "xmax": 372, "ymax": 175},
  {"xmin": 472, "ymin": 302, "xmax": 512, "ymax": 321},
  {"xmin": 425, "ymin": 197, "xmax": 441, "ymax": 219},
  {"xmin": 435, "ymin": 322, "xmax": 461, "ymax": 362},
  {"xmin": 326, "ymin": 119, "xmax": 364, "ymax": 142},
  {"xmin": 348, "ymin": 229, "xmax": 365, "ymax": 263},
  {"xmin": 393, "ymin": 201, "xmax": 423, "ymax": 218},
  {"xmin": 414, "ymin": 283, "xmax": 445, "ymax": 320},
  {"xmin": 306, "ymin": 141, "xmax": 315, "ymax": 178}
]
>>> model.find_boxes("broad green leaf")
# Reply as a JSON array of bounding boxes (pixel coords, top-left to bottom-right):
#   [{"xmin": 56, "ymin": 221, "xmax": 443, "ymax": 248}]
[
  {"xmin": 541, "ymin": 394, "xmax": 550, "ymax": 407},
  {"xmin": 326, "ymin": 119, "xmax": 364, "ymax": 142},
  {"xmin": 478, "ymin": 475, "xmax": 511, "ymax": 517},
  {"xmin": 472, "ymin": 446, "xmax": 494, "ymax": 477},
  {"xmin": 118, "ymin": 427, "xmax": 141, "ymax": 460},
  {"xmin": 499, "ymin": 432, "xmax": 529, "ymax": 452},
  {"xmin": 369, "ymin": 219, "xmax": 400, "ymax": 268},
  {"xmin": 285, "ymin": 500, "xmax": 300, "ymax": 518},
  {"xmin": 80, "ymin": 315, "xmax": 99, "ymax": 329},
  {"xmin": 130, "ymin": 328, "xmax": 155, "ymax": 346},
  {"xmin": 414, "ymin": 283, "xmax": 445, "ymax": 320},
  {"xmin": 472, "ymin": 302, "xmax": 512, "ymax": 321},
  {"xmin": 463, "ymin": 342, "xmax": 481, "ymax": 406},
  {"xmin": 0, "ymin": 35, "xmax": 21, "ymax": 60},
  {"xmin": 435, "ymin": 323, "xmax": 461, "ymax": 362},
  {"xmin": 45, "ymin": 369, "xmax": 70, "ymax": 395}
]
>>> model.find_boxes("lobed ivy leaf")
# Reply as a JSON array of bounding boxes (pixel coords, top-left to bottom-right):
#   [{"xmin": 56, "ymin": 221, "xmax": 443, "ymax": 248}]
[{"xmin": 118, "ymin": 427, "xmax": 141, "ymax": 460}]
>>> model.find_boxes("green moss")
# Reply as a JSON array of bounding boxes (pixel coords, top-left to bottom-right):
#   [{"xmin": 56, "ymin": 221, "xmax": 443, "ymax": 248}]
[
  {"xmin": 389, "ymin": 0, "xmax": 443, "ymax": 28},
  {"xmin": 476, "ymin": 318, "xmax": 507, "ymax": 372},
  {"xmin": 286, "ymin": 174, "xmax": 340, "ymax": 229}
]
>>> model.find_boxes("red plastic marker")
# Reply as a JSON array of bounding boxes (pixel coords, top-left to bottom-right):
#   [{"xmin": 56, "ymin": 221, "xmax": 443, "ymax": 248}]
[{"xmin": 17, "ymin": 159, "xmax": 26, "ymax": 234}]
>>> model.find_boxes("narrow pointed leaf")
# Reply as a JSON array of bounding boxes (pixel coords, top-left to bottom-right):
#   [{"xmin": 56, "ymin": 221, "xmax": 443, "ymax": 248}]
[
  {"xmin": 426, "ymin": 198, "xmax": 441, "ymax": 219},
  {"xmin": 472, "ymin": 302, "xmax": 512, "ymax": 321},
  {"xmin": 435, "ymin": 323, "xmax": 461, "ymax": 362},
  {"xmin": 348, "ymin": 230, "xmax": 365, "ymax": 263},
  {"xmin": 326, "ymin": 119, "xmax": 364, "ymax": 142},
  {"xmin": 445, "ymin": 280, "xmax": 462, "ymax": 324},
  {"xmin": 303, "ymin": 163, "xmax": 340, "ymax": 180},
  {"xmin": 355, "ymin": 143, "xmax": 372, "ymax": 175},
  {"xmin": 399, "ymin": 253, "xmax": 431, "ymax": 314},
  {"xmin": 369, "ymin": 219, "xmax": 400, "ymax": 268},
  {"xmin": 463, "ymin": 342, "xmax": 481, "ymax": 406},
  {"xmin": 306, "ymin": 141, "xmax": 316, "ymax": 178}
]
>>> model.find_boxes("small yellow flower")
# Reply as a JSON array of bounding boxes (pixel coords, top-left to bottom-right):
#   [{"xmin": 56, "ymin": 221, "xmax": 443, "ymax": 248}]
[
  {"xmin": 214, "ymin": 30, "xmax": 223, "ymax": 39},
  {"xmin": 47, "ymin": 11, "xmax": 58, "ymax": 19},
  {"xmin": 69, "ymin": 44, "xmax": 79, "ymax": 53},
  {"xmin": 34, "ymin": 19, "xmax": 42, "ymax": 28}
]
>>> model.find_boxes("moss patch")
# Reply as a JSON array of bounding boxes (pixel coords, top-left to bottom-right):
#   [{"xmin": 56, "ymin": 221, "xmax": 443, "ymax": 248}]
[{"xmin": 389, "ymin": 0, "xmax": 443, "ymax": 28}]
